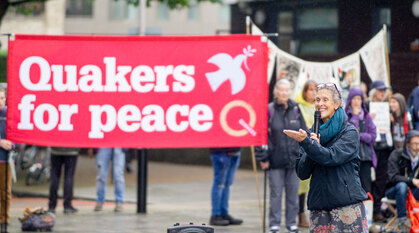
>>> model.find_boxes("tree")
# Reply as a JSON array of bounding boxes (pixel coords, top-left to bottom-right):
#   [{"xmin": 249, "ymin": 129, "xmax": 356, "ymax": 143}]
[{"xmin": 0, "ymin": 0, "xmax": 221, "ymax": 27}]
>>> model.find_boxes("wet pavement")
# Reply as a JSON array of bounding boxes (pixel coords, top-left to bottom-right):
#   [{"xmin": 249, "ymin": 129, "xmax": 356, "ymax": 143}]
[{"xmin": 9, "ymin": 156, "xmax": 309, "ymax": 232}]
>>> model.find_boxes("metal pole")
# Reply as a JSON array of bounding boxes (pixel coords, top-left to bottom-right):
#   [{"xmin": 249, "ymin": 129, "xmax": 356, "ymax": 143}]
[
  {"xmin": 137, "ymin": 149, "xmax": 147, "ymax": 213},
  {"xmin": 139, "ymin": 0, "xmax": 146, "ymax": 35},
  {"xmin": 263, "ymin": 169, "xmax": 267, "ymax": 233}
]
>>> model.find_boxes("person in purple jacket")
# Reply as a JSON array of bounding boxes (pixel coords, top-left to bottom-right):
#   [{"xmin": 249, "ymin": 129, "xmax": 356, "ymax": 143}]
[{"xmin": 345, "ymin": 88, "xmax": 377, "ymax": 193}]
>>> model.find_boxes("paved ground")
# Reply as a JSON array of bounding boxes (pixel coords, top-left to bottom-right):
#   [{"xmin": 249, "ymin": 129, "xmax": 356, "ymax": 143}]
[{"xmin": 9, "ymin": 156, "xmax": 306, "ymax": 233}]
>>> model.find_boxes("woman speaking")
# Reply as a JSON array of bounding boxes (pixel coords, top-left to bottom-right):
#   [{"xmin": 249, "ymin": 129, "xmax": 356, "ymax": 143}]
[{"xmin": 284, "ymin": 83, "xmax": 368, "ymax": 232}]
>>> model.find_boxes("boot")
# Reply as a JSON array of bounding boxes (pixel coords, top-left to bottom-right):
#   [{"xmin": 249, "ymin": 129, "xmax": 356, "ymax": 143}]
[{"xmin": 298, "ymin": 212, "xmax": 309, "ymax": 228}]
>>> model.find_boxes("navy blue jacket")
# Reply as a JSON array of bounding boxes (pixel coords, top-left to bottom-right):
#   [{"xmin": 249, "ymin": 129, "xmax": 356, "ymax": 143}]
[
  {"xmin": 0, "ymin": 107, "xmax": 8, "ymax": 162},
  {"xmin": 296, "ymin": 118, "xmax": 367, "ymax": 211}
]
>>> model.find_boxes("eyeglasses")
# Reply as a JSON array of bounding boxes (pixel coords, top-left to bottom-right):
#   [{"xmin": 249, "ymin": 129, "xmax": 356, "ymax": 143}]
[{"xmin": 317, "ymin": 82, "xmax": 342, "ymax": 100}]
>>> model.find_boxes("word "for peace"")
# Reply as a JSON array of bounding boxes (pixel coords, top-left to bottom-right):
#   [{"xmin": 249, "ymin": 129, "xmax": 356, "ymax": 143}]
[{"xmin": 18, "ymin": 95, "xmax": 213, "ymax": 138}]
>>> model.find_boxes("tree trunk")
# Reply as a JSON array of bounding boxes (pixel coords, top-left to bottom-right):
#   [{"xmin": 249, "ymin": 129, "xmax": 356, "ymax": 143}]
[{"xmin": 0, "ymin": 0, "xmax": 10, "ymax": 27}]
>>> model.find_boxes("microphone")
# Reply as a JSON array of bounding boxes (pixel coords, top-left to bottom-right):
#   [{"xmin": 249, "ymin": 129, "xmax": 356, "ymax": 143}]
[{"xmin": 313, "ymin": 111, "xmax": 321, "ymax": 137}]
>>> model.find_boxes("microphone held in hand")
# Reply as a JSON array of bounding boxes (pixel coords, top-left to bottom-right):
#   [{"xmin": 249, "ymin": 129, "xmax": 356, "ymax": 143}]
[{"xmin": 314, "ymin": 111, "xmax": 321, "ymax": 137}]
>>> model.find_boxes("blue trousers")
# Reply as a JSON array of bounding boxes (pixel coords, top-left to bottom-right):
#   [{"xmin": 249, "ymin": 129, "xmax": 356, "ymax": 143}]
[
  {"xmin": 210, "ymin": 152, "xmax": 240, "ymax": 216},
  {"xmin": 96, "ymin": 148, "xmax": 125, "ymax": 204},
  {"xmin": 385, "ymin": 182, "xmax": 419, "ymax": 218}
]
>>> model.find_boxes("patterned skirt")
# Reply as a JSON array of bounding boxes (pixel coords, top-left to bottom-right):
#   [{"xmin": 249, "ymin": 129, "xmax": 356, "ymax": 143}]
[{"xmin": 309, "ymin": 202, "xmax": 368, "ymax": 233}]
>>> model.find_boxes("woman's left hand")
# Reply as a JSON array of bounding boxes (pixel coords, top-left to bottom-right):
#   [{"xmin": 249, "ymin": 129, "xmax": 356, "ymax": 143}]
[{"xmin": 283, "ymin": 129, "xmax": 307, "ymax": 142}]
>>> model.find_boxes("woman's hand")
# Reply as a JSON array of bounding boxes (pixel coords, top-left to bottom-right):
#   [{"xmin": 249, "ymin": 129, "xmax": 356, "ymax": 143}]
[
  {"xmin": 310, "ymin": 133, "xmax": 320, "ymax": 143},
  {"xmin": 0, "ymin": 139, "xmax": 13, "ymax": 151},
  {"xmin": 283, "ymin": 129, "xmax": 307, "ymax": 142},
  {"xmin": 260, "ymin": 161, "xmax": 269, "ymax": 170}
]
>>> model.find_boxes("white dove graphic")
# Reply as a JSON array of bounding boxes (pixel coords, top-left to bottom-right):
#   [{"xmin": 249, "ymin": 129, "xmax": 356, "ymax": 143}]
[{"xmin": 205, "ymin": 45, "xmax": 256, "ymax": 95}]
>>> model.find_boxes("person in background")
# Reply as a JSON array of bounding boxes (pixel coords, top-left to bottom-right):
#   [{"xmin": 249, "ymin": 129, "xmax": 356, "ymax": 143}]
[
  {"xmin": 284, "ymin": 82, "xmax": 368, "ymax": 232},
  {"xmin": 345, "ymin": 88, "xmax": 377, "ymax": 193},
  {"xmin": 360, "ymin": 81, "xmax": 369, "ymax": 102},
  {"xmin": 92, "ymin": 148, "xmax": 126, "ymax": 212},
  {"xmin": 259, "ymin": 79, "xmax": 306, "ymax": 233},
  {"xmin": 368, "ymin": 80, "xmax": 393, "ymax": 222},
  {"xmin": 0, "ymin": 88, "xmax": 14, "ymax": 233},
  {"xmin": 294, "ymin": 80, "xmax": 316, "ymax": 228},
  {"xmin": 385, "ymin": 130, "xmax": 419, "ymax": 233},
  {"xmin": 48, "ymin": 147, "xmax": 80, "ymax": 214},
  {"xmin": 408, "ymin": 83, "xmax": 419, "ymax": 130},
  {"xmin": 390, "ymin": 93, "xmax": 413, "ymax": 149},
  {"xmin": 209, "ymin": 147, "xmax": 243, "ymax": 226}
]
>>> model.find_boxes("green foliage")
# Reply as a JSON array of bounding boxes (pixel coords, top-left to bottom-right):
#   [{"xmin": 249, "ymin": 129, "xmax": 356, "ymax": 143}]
[
  {"xmin": 0, "ymin": 50, "xmax": 7, "ymax": 83},
  {"xmin": 8, "ymin": 1, "xmax": 47, "ymax": 16}
]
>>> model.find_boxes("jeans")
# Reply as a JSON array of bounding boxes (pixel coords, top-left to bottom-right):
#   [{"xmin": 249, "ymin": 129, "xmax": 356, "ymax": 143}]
[
  {"xmin": 210, "ymin": 152, "xmax": 240, "ymax": 216},
  {"xmin": 96, "ymin": 148, "xmax": 125, "ymax": 204},
  {"xmin": 385, "ymin": 182, "xmax": 419, "ymax": 218}
]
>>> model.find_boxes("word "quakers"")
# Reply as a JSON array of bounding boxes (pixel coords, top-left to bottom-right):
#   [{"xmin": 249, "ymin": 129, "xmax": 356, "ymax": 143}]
[{"xmin": 19, "ymin": 56, "xmax": 196, "ymax": 93}]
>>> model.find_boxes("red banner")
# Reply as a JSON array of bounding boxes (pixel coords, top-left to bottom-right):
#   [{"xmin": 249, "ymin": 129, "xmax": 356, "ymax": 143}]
[{"xmin": 7, "ymin": 34, "xmax": 268, "ymax": 148}]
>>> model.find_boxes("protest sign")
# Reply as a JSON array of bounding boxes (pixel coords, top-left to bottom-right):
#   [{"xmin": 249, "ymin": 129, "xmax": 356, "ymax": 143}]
[
  {"xmin": 7, "ymin": 34, "xmax": 268, "ymax": 148},
  {"xmin": 369, "ymin": 102, "xmax": 393, "ymax": 147}
]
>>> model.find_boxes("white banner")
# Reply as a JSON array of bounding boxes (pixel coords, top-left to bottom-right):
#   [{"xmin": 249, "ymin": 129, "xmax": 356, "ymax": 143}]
[
  {"xmin": 359, "ymin": 28, "xmax": 389, "ymax": 86},
  {"xmin": 332, "ymin": 52, "xmax": 361, "ymax": 106},
  {"xmin": 251, "ymin": 23, "xmax": 277, "ymax": 83},
  {"xmin": 303, "ymin": 61, "xmax": 335, "ymax": 84},
  {"xmin": 276, "ymin": 49, "xmax": 305, "ymax": 98}
]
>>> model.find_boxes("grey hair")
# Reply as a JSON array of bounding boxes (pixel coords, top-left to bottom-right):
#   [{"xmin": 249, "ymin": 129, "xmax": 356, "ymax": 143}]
[
  {"xmin": 274, "ymin": 78, "xmax": 291, "ymax": 92},
  {"xmin": 317, "ymin": 84, "xmax": 342, "ymax": 107}
]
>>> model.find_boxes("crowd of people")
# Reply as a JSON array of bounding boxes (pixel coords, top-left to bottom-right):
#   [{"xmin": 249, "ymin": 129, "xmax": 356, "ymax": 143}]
[
  {"xmin": 254, "ymin": 78, "xmax": 419, "ymax": 233},
  {"xmin": 2, "ymin": 78, "xmax": 419, "ymax": 233}
]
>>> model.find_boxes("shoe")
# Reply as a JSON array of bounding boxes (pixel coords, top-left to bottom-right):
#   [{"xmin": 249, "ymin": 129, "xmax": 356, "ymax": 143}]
[
  {"xmin": 114, "ymin": 202, "xmax": 123, "ymax": 212},
  {"xmin": 373, "ymin": 212, "xmax": 386, "ymax": 223},
  {"xmin": 222, "ymin": 214, "xmax": 243, "ymax": 225},
  {"xmin": 0, "ymin": 223, "xmax": 9, "ymax": 233},
  {"xmin": 397, "ymin": 217, "xmax": 409, "ymax": 233},
  {"xmin": 286, "ymin": 225, "xmax": 300, "ymax": 233},
  {"xmin": 269, "ymin": 225, "xmax": 280, "ymax": 233},
  {"xmin": 94, "ymin": 202, "xmax": 103, "ymax": 212},
  {"xmin": 48, "ymin": 208, "xmax": 55, "ymax": 214},
  {"xmin": 298, "ymin": 212, "xmax": 309, "ymax": 228},
  {"xmin": 64, "ymin": 206, "xmax": 78, "ymax": 214},
  {"xmin": 209, "ymin": 215, "xmax": 229, "ymax": 226}
]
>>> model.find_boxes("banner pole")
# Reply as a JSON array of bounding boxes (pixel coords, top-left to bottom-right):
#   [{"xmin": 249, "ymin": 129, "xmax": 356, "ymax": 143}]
[
  {"xmin": 246, "ymin": 16, "xmax": 251, "ymax": 35},
  {"xmin": 250, "ymin": 146, "xmax": 264, "ymax": 229},
  {"xmin": 383, "ymin": 25, "xmax": 391, "ymax": 86}
]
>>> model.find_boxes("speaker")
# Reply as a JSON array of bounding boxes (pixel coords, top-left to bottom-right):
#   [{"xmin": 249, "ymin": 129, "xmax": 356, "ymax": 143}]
[{"xmin": 167, "ymin": 223, "xmax": 214, "ymax": 233}]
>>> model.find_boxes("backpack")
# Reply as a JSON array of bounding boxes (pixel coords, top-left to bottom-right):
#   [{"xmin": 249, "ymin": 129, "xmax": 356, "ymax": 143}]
[{"xmin": 19, "ymin": 207, "xmax": 55, "ymax": 231}]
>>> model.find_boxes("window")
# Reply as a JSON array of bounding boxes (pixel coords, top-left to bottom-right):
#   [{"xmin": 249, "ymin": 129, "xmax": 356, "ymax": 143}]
[
  {"xmin": 188, "ymin": 4, "xmax": 199, "ymax": 20},
  {"xmin": 219, "ymin": 4, "xmax": 230, "ymax": 22},
  {"xmin": 157, "ymin": 3, "xmax": 169, "ymax": 20},
  {"xmin": 294, "ymin": 5, "xmax": 338, "ymax": 55},
  {"xmin": 66, "ymin": 0, "xmax": 93, "ymax": 17},
  {"xmin": 373, "ymin": 6, "xmax": 391, "ymax": 52},
  {"xmin": 297, "ymin": 8, "xmax": 338, "ymax": 30},
  {"xmin": 109, "ymin": 0, "xmax": 138, "ymax": 20},
  {"xmin": 277, "ymin": 11, "xmax": 294, "ymax": 52}
]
